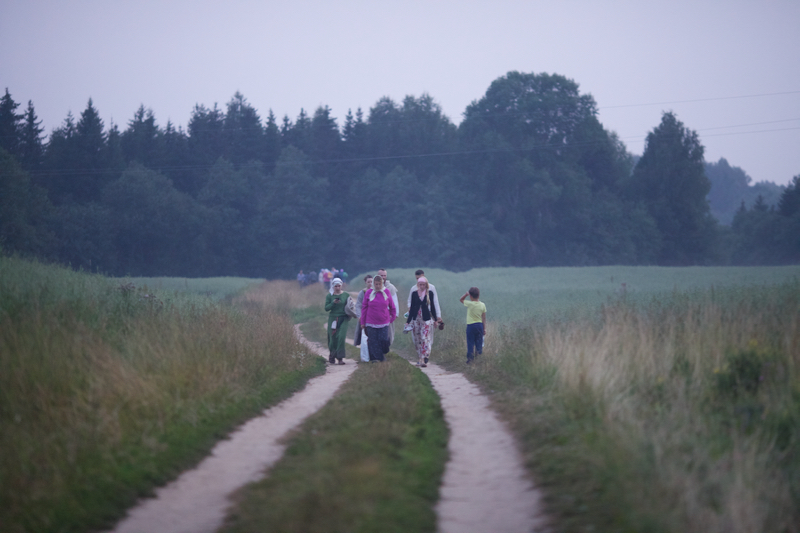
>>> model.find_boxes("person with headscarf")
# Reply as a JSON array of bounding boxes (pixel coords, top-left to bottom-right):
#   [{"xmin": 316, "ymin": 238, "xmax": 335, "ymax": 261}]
[
  {"xmin": 377, "ymin": 269, "xmax": 399, "ymax": 346},
  {"xmin": 359, "ymin": 274, "xmax": 396, "ymax": 362},
  {"xmin": 405, "ymin": 276, "xmax": 440, "ymax": 367},
  {"xmin": 406, "ymin": 270, "xmax": 442, "ymax": 319},
  {"xmin": 324, "ymin": 278, "xmax": 350, "ymax": 364},
  {"xmin": 354, "ymin": 274, "xmax": 373, "ymax": 363}
]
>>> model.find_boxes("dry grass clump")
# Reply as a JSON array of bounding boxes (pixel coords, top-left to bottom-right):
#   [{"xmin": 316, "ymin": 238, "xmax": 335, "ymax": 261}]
[
  {"xmin": 238, "ymin": 279, "xmax": 339, "ymax": 328},
  {"xmin": 236, "ymin": 278, "xmax": 329, "ymax": 313},
  {"xmin": 0, "ymin": 256, "xmax": 324, "ymax": 533}
]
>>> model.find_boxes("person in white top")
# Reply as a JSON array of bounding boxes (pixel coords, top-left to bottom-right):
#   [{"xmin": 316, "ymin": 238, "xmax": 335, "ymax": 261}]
[{"xmin": 377, "ymin": 269, "xmax": 399, "ymax": 346}]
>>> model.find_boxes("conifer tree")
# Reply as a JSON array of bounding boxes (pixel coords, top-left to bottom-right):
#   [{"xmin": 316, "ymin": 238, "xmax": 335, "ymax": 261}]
[
  {"xmin": 0, "ymin": 88, "xmax": 22, "ymax": 157},
  {"xmin": 73, "ymin": 98, "xmax": 110, "ymax": 203},
  {"xmin": 188, "ymin": 103, "xmax": 224, "ymax": 170},
  {"xmin": 18, "ymin": 100, "xmax": 45, "ymax": 171},
  {"xmin": 262, "ymin": 110, "xmax": 282, "ymax": 173},
  {"xmin": 121, "ymin": 105, "xmax": 162, "ymax": 168},
  {"xmin": 223, "ymin": 92, "xmax": 262, "ymax": 166}
]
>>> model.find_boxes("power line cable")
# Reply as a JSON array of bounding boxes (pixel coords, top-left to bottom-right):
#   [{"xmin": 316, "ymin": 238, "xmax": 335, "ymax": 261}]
[
  {"xmin": 599, "ymin": 90, "xmax": 800, "ymax": 110},
  {"xmin": 23, "ymin": 123, "xmax": 800, "ymax": 178}
]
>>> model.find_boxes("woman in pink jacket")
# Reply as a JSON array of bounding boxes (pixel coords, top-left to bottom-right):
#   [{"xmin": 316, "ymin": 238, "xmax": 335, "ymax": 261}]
[{"xmin": 359, "ymin": 274, "xmax": 396, "ymax": 362}]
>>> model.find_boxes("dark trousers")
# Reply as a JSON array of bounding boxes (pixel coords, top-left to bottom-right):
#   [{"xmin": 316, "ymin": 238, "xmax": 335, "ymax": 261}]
[
  {"xmin": 366, "ymin": 326, "xmax": 390, "ymax": 362},
  {"xmin": 466, "ymin": 323, "xmax": 484, "ymax": 360}
]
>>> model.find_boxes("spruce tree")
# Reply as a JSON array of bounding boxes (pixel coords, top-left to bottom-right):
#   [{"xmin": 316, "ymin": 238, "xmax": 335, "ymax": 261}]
[
  {"xmin": 0, "ymin": 88, "xmax": 22, "ymax": 157},
  {"xmin": 18, "ymin": 100, "xmax": 45, "ymax": 171}
]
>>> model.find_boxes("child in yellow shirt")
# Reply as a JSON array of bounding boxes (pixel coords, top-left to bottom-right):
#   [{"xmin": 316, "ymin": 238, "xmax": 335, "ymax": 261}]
[{"xmin": 459, "ymin": 287, "xmax": 486, "ymax": 364}]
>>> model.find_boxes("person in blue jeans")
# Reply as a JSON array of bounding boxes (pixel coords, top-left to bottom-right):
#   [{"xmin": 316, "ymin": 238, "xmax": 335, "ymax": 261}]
[{"xmin": 460, "ymin": 287, "xmax": 486, "ymax": 363}]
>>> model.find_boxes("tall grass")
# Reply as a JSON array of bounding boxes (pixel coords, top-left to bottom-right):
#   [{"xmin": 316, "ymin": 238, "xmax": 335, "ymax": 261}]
[
  {"xmin": 0, "ymin": 257, "xmax": 324, "ymax": 533},
  {"xmin": 435, "ymin": 282, "xmax": 800, "ymax": 532},
  {"xmin": 320, "ymin": 266, "xmax": 800, "ymax": 528}
]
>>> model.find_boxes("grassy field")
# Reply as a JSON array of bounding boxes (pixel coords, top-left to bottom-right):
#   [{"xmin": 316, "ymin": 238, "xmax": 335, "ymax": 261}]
[
  {"xmin": 359, "ymin": 265, "xmax": 800, "ymax": 324},
  {"xmin": 4, "ymin": 259, "xmax": 798, "ymax": 533},
  {"xmin": 392, "ymin": 266, "xmax": 800, "ymax": 533},
  {"xmin": 254, "ymin": 266, "xmax": 799, "ymax": 532},
  {"xmin": 112, "ymin": 275, "xmax": 260, "ymax": 301},
  {"xmin": 0, "ymin": 257, "xmax": 325, "ymax": 533}
]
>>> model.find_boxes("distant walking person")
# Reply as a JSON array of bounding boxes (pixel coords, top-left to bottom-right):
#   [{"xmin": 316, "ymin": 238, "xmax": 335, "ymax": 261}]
[
  {"xmin": 460, "ymin": 287, "xmax": 486, "ymax": 364},
  {"xmin": 377, "ymin": 269, "xmax": 399, "ymax": 346},
  {"xmin": 405, "ymin": 276, "xmax": 441, "ymax": 368},
  {"xmin": 354, "ymin": 274, "xmax": 373, "ymax": 363},
  {"xmin": 325, "ymin": 278, "xmax": 350, "ymax": 365},
  {"xmin": 360, "ymin": 274, "xmax": 396, "ymax": 362},
  {"xmin": 297, "ymin": 270, "xmax": 305, "ymax": 288}
]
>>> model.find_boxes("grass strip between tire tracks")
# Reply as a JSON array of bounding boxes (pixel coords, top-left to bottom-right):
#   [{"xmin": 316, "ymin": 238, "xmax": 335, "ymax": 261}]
[{"xmin": 220, "ymin": 352, "xmax": 449, "ymax": 533}]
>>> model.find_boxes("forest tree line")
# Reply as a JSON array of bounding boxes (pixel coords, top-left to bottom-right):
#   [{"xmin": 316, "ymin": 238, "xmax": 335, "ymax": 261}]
[{"xmin": 1, "ymin": 71, "xmax": 799, "ymax": 277}]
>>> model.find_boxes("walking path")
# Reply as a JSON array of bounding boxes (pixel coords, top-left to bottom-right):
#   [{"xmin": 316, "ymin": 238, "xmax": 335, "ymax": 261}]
[
  {"xmin": 109, "ymin": 323, "xmax": 547, "ymax": 533},
  {"xmin": 347, "ymin": 330, "xmax": 547, "ymax": 532},
  {"xmin": 107, "ymin": 326, "xmax": 355, "ymax": 533},
  {"xmin": 424, "ymin": 362, "xmax": 547, "ymax": 533}
]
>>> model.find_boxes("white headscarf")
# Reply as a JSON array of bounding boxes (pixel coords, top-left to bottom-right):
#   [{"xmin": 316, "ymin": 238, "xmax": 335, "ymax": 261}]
[
  {"xmin": 329, "ymin": 277, "xmax": 343, "ymax": 295},
  {"xmin": 369, "ymin": 277, "xmax": 387, "ymax": 302}
]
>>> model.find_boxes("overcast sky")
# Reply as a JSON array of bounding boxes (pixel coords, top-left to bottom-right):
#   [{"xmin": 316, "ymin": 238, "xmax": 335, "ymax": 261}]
[{"xmin": 2, "ymin": 0, "xmax": 798, "ymax": 185}]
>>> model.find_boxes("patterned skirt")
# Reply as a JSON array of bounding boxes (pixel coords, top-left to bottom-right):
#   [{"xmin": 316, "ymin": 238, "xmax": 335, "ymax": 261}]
[{"xmin": 411, "ymin": 314, "xmax": 434, "ymax": 362}]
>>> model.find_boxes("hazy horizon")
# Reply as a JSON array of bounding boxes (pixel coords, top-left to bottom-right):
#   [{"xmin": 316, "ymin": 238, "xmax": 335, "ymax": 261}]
[{"xmin": 2, "ymin": 0, "xmax": 798, "ymax": 185}]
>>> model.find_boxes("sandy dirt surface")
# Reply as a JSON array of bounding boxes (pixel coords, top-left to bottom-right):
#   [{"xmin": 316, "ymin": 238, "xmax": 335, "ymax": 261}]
[
  {"xmin": 107, "ymin": 326, "xmax": 355, "ymax": 533},
  {"xmin": 424, "ymin": 362, "xmax": 548, "ymax": 533}
]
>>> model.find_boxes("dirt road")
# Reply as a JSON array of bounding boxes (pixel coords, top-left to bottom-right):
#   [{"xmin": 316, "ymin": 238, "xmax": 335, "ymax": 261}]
[{"xmin": 108, "ymin": 325, "xmax": 546, "ymax": 533}]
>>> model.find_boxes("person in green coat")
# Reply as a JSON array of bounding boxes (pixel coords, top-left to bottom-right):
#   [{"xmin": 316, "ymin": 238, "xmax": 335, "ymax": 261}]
[{"xmin": 325, "ymin": 278, "xmax": 350, "ymax": 364}]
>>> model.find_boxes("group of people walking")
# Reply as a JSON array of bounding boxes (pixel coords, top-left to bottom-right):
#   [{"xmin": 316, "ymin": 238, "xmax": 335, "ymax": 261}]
[
  {"xmin": 298, "ymin": 268, "xmax": 349, "ymax": 289},
  {"xmin": 323, "ymin": 268, "xmax": 487, "ymax": 368},
  {"xmin": 325, "ymin": 269, "xmax": 400, "ymax": 365}
]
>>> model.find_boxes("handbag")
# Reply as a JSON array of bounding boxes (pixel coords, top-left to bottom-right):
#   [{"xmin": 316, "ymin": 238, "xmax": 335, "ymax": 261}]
[{"xmin": 344, "ymin": 295, "xmax": 358, "ymax": 318}]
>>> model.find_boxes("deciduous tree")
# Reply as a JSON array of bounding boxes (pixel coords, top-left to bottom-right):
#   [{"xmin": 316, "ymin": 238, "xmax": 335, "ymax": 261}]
[{"xmin": 458, "ymin": 71, "xmax": 614, "ymax": 265}]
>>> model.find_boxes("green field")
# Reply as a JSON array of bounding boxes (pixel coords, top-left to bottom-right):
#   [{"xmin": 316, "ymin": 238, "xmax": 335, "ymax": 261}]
[
  {"xmin": 0, "ymin": 257, "xmax": 324, "ymax": 533},
  {"xmin": 114, "ymin": 275, "xmax": 261, "ymax": 301},
  {"xmin": 3, "ymin": 258, "xmax": 799, "ymax": 533},
  {"xmin": 367, "ymin": 265, "xmax": 800, "ymax": 323},
  {"xmin": 385, "ymin": 266, "xmax": 800, "ymax": 533}
]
